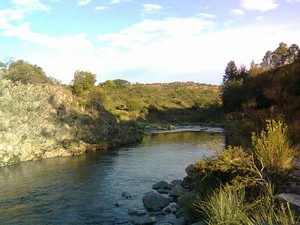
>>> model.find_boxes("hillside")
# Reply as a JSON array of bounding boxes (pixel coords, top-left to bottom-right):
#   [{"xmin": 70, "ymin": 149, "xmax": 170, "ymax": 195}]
[
  {"xmin": 0, "ymin": 78, "xmax": 142, "ymax": 167},
  {"xmin": 222, "ymin": 43, "xmax": 300, "ymax": 145},
  {"xmin": 102, "ymin": 82, "xmax": 222, "ymax": 124}
]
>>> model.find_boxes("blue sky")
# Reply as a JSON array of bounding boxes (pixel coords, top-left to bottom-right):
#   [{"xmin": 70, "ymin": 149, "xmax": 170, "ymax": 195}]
[{"xmin": 1, "ymin": 0, "xmax": 300, "ymax": 84}]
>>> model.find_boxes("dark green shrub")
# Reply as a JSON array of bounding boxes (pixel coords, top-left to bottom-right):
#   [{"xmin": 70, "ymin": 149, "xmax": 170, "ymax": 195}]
[
  {"xmin": 72, "ymin": 70, "xmax": 96, "ymax": 95},
  {"xmin": 5, "ymin": 60, "xmax": 50, "ymax": 84}
]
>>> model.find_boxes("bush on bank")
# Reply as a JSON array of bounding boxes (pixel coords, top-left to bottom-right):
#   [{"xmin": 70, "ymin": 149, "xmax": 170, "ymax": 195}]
[{"xmin": 191, "ymin": 119, "xmax": 298, "ymax": 224}]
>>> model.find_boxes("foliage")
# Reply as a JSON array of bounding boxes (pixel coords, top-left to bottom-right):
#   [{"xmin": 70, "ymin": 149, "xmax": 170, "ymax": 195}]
[
  {"xmin": 4, "ymin": 60, "xmax": 50, "ymax": 84},
  {"xmin": 101, "ymin": 82, "xmax": 222, "ymax": 122},
  {"xmin": 193, "ymin": 184, "xmax": 297, "ymax": 225},
  {"xmin": 195, "ymin": 146, "xmax": 266, "ymax": 190},
  {"xmin": 126, "ymin": 98, "xmax": 144, "ymax": 112},
  {"xmin": 248, "ymin": 185, "xmax": 297, "ymax": 225},
  {"xmin": 112, "ymin": 79, "xmax": 130, "ymax": 88},
  {"xmin": 88, "ymin": 86, "xmax": 106, "ymax": 104},
  {"xmin": 72, "ymin": 70, "xmax": 96, "ymax": 95},
  {"xmin": 261, "ymin": 42, "xmax": 299, "ymax": 70},
  {"xmin": 100, "ymin": 79, "xmax": 117, "ymax": 89},
  {"xmin": 193, "ymin": 185, "xmax": 253, "ymax": 225},
  {"xmin": 251, "ymin": 119, "xmax": 296, "ymax": 174},
  {"xmin": 222, "ymin": 42, "xmax": 300, "ymax": 144},
  {"xmin": 192, "ymin": 118, "xmax": 298, "ymax": 224}
]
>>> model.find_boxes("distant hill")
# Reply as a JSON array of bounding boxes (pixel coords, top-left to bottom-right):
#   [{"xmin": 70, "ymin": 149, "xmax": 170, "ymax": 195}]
[{"xmin": 101, "ymin": 82, "xmax": 222, "ymax": 124}]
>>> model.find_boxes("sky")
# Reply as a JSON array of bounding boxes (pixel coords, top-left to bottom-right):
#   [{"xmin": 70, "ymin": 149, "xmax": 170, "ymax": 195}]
[{"xmin": 0, "ymin": 0, "xmax": 300, "ymax": 85}]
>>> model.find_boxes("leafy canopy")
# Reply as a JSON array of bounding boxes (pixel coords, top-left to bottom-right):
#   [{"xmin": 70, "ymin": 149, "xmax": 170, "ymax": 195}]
[{"xmin": 72, "ymin": 70, "xmax": 96, "ymax": 94}]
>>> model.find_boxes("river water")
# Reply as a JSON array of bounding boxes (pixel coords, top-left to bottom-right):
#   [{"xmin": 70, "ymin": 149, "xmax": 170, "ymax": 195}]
[{"xmin": 0, "ymin": 128, "xmax": 224, "ymax": 224}]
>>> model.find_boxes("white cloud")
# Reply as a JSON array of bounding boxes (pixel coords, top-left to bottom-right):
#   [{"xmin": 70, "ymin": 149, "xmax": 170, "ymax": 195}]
[
  {"xmin": 2, "ymin": 22, "xmax": 92, "ymax": 52},
  {"xmin": 95, "ymin": 6, "xmax": 107, "ymax": 10},
  {"xmin": 77, "ymin": 0, "xmax": 91, "ymax": 6},
  {"xmin": 12, "ymin": 0, "xmax": 51, "ymax": 12},
  {"xmin": 0, "ymin": 9, "xmax": 23, "ymax": 29},
  {"xmin": 109, "ymin": 0, "xmax": 132, "ymax": 4},
  {"xmin": 240, "ymin": 0, "xmax": 279, "ymax": 11},
  {"xmin": 231, "ymin": 9, "xmax": 245, "ymax": 16},
  {"xmin": 142, "ymin": 3, "xmax": 163, "ymax": 15},
  {"xmin": 286, "ymin": 0, "xmax": 300, "ymax": 2},
  {"xmin": 98, "ymin": 17, "xmax": 215, "ymax": 49},
  {"xmin": 0, "ymin": 0, "xmax": 50, "ymax": 30},
  {"xmin": 197, "ymin": 13, "xmax": 217, "ymax": 19}
]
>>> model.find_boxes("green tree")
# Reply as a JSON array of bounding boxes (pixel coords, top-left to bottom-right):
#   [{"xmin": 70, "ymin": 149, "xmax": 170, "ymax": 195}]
[
  {"xmin": 72, "ymin": 70, "xmax": 96, "ymax": 94},
  {"xmin": 101, "ymin": 80, "xmax": 117, "ymax": 89},
  {"xmin": 222, "ymin": 61, "xmax": 239, "ymax": 84},
  {"xmin": 113, "ymin": 79, "xmax": 130, "ymax": 88},
  {"xmin": 5, "ymin": 60, "xmax": 50, "ymax": 84}
]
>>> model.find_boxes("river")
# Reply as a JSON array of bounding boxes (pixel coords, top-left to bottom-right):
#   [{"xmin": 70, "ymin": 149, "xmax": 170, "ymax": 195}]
[{"xmin": 0, "ymin": 128, "xmax": 224, "ymax": 224}]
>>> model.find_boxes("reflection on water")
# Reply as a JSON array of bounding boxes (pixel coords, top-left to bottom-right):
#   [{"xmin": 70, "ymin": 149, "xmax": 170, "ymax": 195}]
[{"xmin": 0, "ymin": 130, "xmax": 224, "ymax": 224}]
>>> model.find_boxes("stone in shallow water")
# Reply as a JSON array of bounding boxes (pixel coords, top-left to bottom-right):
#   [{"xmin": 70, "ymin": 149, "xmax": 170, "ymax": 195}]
[
  {"xmin": 152, "ymin": 180, "xmax": 170, "ymax": 190},
  {"xmin": 170, "ymin": 184, "xmax": 184, "ymax": 197},
  {"xmin": 122, "ymin": 191, "xmax": 132, "ymax": 198},
  {"xmin": 142, "ymin": 191, "xmax": 170, "ymax": 211}
]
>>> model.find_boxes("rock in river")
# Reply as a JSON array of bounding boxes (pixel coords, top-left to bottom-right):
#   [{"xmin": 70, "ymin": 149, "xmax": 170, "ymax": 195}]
[{"xmin": 142, "ymin": 191, "xmax": 170, "ymax": 211}]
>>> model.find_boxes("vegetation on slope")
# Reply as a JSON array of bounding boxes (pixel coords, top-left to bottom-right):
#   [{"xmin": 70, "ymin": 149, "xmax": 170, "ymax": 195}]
[
  {"xmin": 222, "ymin": 42, "xmax": 300, "ymax": 145},
  {"xmin": 100, "ymin": 81, "xmax": 222, "ymax": 124},
  {"xmin": 0, "ymin": 63, "xmax": 142, "ymax": 167},
  {"xmin": 191, "ymin": 119, "xmax": 298, "ymax": 224}
]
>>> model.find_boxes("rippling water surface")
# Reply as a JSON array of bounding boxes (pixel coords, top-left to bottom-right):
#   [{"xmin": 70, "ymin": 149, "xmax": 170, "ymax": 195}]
[{"xmin": 0, "ymin": 130, "xmax": 224, "ymax": 224}]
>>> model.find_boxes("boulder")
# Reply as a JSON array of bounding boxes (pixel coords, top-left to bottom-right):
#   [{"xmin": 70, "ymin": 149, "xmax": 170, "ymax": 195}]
[
  {"xmin": 170, "ymin": 184, "xmax": 185, "ymax": 198},
  {"xmin": 177, "ymin": 190, "xmax": 196, "ymax": 205},
  {"xmin": 163, "ymin": 203, "xmax": 179, "ymax": 213},
  {"xmin": 185, "ymin": 164, "xmax": 197, "ymax": 178},
  {"xmin": 152, "ymin": 180, "xmax": 170, "ymax": 190},
  {"xmin": 142, "ymin": 191, "xmax": 170, "ymax": 211}
]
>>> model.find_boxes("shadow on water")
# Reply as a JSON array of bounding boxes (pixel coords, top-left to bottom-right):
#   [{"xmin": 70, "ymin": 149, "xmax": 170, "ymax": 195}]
[{"xmin": 0, "ymin": 130, "xmax": 224, "ymax": 224}]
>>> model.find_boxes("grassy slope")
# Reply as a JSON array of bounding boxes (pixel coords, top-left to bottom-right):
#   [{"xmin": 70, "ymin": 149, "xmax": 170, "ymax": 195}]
[{"xmin": 102, "ymin": 82, "xmax": 223, "ymax": 124}]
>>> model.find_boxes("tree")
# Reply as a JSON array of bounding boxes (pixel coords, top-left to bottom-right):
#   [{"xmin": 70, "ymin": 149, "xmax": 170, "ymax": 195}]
[
  {"xmin": 113, "ymin": 79, "xmax": 130, "ymax": 88},
  {"xmin": 5, "ymin": 60, "xmax": 50, "ymax": 84},
  {"xmin": 271, "ymin": 42, "xmax": 289, "ymax": 67},
  {"xmin": 222, "ymin": 61, "xmax": 239, "ymax": 84},
  {"xmin": 72, "ymin": 70, "xmax": 96, "ymax": 94}
]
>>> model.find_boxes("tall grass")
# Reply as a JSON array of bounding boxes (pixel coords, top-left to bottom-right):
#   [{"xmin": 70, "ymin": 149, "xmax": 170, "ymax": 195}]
[
  {"xmin": 193, "ymin": 184, "xmax": 297, "ymax": 225},
  {"xmin": 249, "ymin": 184, "xmax": 297, "ymax": 225},
  {"xmin": 193, "ymin": 185, "xmax": 253, "ymax": 225},
  {"xmin": 251, "ymin": 119, "xmax": 296, "ymax": 173}
]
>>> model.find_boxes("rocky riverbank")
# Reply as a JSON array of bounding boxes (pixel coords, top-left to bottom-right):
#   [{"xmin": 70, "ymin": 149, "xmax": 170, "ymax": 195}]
[
  {"xmin": 124, "ymin": 164, "xmax": 202, "ymax": 225},
  {"xmin": 0, "ymin": 79, "xmax": 142, "ymax": 167},
  {"xmin": 127, "ymin": 160, "xmax": 300, "ymax": 225}
]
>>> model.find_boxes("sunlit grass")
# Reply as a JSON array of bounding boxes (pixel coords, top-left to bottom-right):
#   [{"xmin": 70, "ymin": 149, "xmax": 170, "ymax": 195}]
[{"xmin": 251, "ymin": 119, "xmax": 297, "ymax": 173}]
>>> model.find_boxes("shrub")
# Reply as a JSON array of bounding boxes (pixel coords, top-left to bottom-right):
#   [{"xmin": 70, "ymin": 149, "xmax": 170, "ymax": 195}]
[
  {"xmin": 251, "ymin": 119, "xmax": 296, "ymax": 174},
  {"xmin": 193, "ymin": 184, "xmax": 297, "ymax": 225},
  {"xmin": 193, "ymin": 185, "xmax": 252, "ymax": 225},
  {"xmin": 5, "ymin": 60, "xmax": 50, "ymax": 84},
  {"xmin": 126, "ymin": 99, "xmax": 144, "ymax": 112},
  {"xmin": 249, "ymin": 184, "xmax": 297, "ymax": 225},
  {"xmin": 72, "ymin": 70, "xmax": 96, "ymax": 95}
]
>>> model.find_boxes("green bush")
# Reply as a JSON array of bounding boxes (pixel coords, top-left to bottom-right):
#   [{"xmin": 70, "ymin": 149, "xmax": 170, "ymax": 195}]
[
  {"xmin": 5, "ymin": 60, "xmax": 50, "ymax": 84},
  {"xmin": 126, "ymin": 99, "xmax": 144, "ymax": 112},
  {"xmin": 72, "ymin": 70, "xmax": 96, "ymax": 95},
  {"xmin": 193, "ymin": 184, "xmax": 297, "ymax": 225},
  {"xmin": 194, "ymin": 185, "xmax": 252, "ymax": 225},
  {"xmin": 251, "ymin": 119, "xmax": 296, "ymax": 173}
]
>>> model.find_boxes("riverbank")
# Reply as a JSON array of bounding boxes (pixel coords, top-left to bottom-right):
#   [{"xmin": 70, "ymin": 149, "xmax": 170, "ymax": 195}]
[
  {"xmin": 132, "ymin": 121, "xmax": 300, "ymax": 224},
  {"xmin": 0, "ymin": 79, "xmax": 142, "ymax": 167}
]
